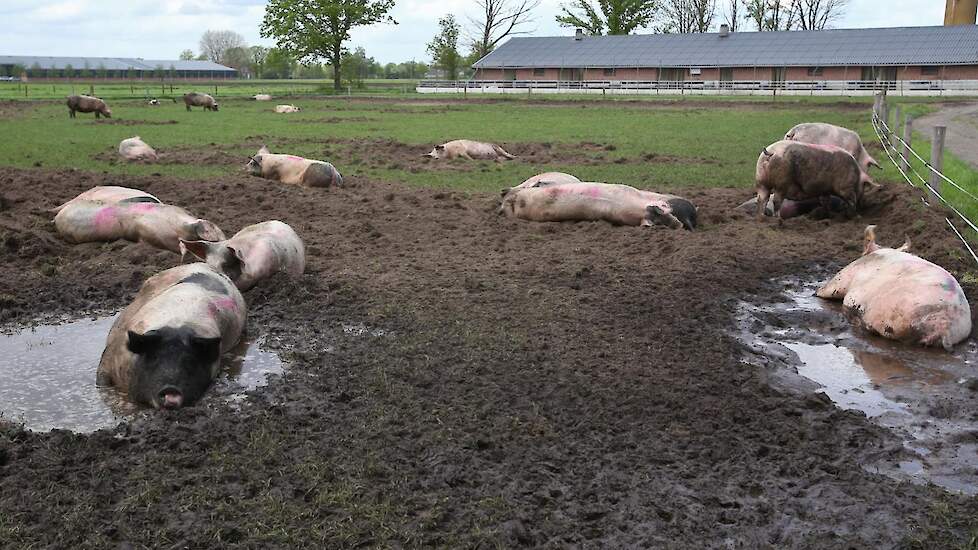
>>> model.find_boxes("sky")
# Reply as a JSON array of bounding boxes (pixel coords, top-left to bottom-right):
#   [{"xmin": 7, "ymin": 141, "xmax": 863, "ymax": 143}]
[{"xmin": 1, "ymin": 0, "xmax": 950, "ymax": 65}]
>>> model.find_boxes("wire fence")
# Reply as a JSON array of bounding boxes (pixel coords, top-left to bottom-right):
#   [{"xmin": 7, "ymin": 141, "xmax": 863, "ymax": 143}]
[{"xmin": 870, "ymin": 105, "xmax": 978, "ymax": 265}]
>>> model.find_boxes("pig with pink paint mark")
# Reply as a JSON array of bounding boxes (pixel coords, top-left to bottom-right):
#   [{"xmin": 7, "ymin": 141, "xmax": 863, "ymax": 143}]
[
  {"xmin": 755, "ymin": 140, "xmax": 874, "ymax": 222},
  {"xmin": 53, "ymin": 186, "xmax": 160, "ymax": 213},
  {"xmin": 54, "ymin": 199, "xmax": 225, "ymax": 253},
  {"xmin": 246, "ymin": 145, "xmax": 343, "ymax": 188},
  {"xmin": 180, "ymin": 220, "xmax": 305, "ymax": 291},
  {"xmin": 500, "ymin": 181, "xmax": 696, "ymax": 230},
  {"xmin": 500, "ymin": 171, "xmax": 580, "ymax": 198},
  {"xmin": 97, "ymin": 263, "xmax": 246, "ymax": 409},
  {"xmin": 785, "ymin": 122, "xmax": 881, "ymax": 174},
  {"xmin": 118, "ymin": 136, "xmax": 159, "ymax": 162},
  {"xmin": 817, "ymin": 225, "xmax": 972, "ymax": 350}
]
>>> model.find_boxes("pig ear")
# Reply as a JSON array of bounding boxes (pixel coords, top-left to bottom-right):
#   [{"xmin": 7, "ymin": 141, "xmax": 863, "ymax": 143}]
[
  {"xmin": 190, "ymin": 335, "xmax": 222, "ymax": 363},
  {"xmin": 180, "ymin": 239, "xmax": 212, "ymax": 261},
  {"xmin": 127, "ymin": 330, "xmax": 161, "ymax": 355},
  {"xmin": 863, "ymin": 225, "xmax": 880, "ymax": 255},
  {"xmin": 435, "ymin": 145, "xmax": 445, "ymax": 150},
  {"xmin": 500, "ymin": 187, "xmax": 512, "ymax": 198}
]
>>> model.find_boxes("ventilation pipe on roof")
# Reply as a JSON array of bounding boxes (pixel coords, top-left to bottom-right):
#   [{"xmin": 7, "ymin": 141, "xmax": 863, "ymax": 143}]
[
  {"xmin": 945, "ymin": 0, "xmax": 978, "ymax": 25},
  {"xmin": 720, "ymin": 24, "xmax": 730, "ymax": 37},
  {"xmin": 575, "ymin": 28, "xmax": 583, "ymax": 40}
]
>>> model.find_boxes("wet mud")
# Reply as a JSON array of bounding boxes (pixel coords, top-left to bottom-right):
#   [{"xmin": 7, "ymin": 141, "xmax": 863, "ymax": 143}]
[{"xmin": 1, "ymin": 166, "xmax": 978, "ymax": 547}]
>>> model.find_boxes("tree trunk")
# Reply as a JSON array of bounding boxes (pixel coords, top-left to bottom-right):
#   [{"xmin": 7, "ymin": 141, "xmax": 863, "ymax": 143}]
[{"xmin": 332, "ymin": 52, "xmax": 342, "ymax": 94}]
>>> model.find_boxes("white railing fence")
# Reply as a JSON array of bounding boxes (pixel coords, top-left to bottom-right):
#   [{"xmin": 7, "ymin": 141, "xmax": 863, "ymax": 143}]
[
  {"xmin": 870, "ymin": 96, "xmax": 978, "ymax": 265},
  {"xmin": 419, "ymin": 79, "xmax": 978, "ymax": 97}
]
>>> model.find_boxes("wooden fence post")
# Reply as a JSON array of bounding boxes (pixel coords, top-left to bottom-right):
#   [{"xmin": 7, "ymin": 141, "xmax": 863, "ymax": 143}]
[
  {"xmin": 891, "ymin": 105, "xmax": 901, "ymax": 145},
  {"xmin": 881, "ymin": 100, "xmax": 889, "ymax": 130},
  {"xmin": 930, "ymin": 126, "xmax": 946, "ymax": 195},
  {"xmin": 901, "ymin": 115, "xmax": 913, "ymax": 174}
]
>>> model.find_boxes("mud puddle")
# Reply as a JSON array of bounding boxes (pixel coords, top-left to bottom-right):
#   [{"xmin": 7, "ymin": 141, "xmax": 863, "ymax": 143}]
[
  {"xmin": 0, "ymin": 314, "xmax": 284, "ymax": 432},
  {"xmin": 738, "ymin": 277, "xmax": 978, "ymax": 495}
]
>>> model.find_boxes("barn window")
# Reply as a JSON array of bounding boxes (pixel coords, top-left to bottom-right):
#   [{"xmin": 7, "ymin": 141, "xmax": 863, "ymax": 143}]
[
  {"xmin": 533, "ymin": 68, "xmax": 545, "ymax": 77},
  {"xmin": 807, "ymin": 67, "xmax": 823, "ymax": 76},
  {"xmin": 921, "ymin": 66, "xmax": 939, "ymax": 76},
  {"xmin": 603, "ymin": 68, "xmax": 616, "ymax": 76}
]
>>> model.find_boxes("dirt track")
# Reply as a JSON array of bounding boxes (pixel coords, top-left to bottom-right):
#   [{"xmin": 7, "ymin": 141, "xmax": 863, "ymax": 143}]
[
  {"xmin": 1, "ymin": 167, "xmax": 977, "ymax": 547},
  {"xmin": 917, "ymin": 102, "xmax": 978, "ymax": 170}
]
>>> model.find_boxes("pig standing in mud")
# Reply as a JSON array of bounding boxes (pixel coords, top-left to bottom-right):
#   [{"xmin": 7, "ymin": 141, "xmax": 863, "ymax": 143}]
[
  {"xmin": 54, "ymin": 200, "xmax": 225, "ymax": 253},
  {"xmin": 785, "ymin": 122, "xmax": 881, "ymax": 173},
  {"xmin": 501, "ymin": 181, "xmax": 697, "ymax": 230},
  {"xmin": 274, "ymin": 104, "xmax": 300, "ymax": 113},
  {"xmin": 501, "ymin": 171, "xmax": 580, "ymax": 197},
  {"xmin": 118, "ymin": 136, "xmax": 158, "ymax": 161},
  {"xmin": 246, "ymin": 145, "xmax": 343, "ymax": 188},
  {"xmin": 183, "ymin": 92, "xmax": 219, "ymax": 111},
  {"xmin": 97, "ymin": 263, "xmax": 246, "ymax": 409},
  {"xmin": 425, "ymin": 140, "xmax": 515, "ymax": 161},
  {"xmin": 180, "ymin": 220, "xmax": 305, "ymax": 292},
  {"xmin": 817, "ymin": 225, "xmax": 972, "ymax": 350},
  {"xmin": 66, "ymin": 95, "xmax": 111, "ymax": 119},
  {"xmin": 755, "ymin": 140, "xmax": 872, "ymax": 222},
  {"xmin": 53, "ymin": 186, "xmax": 160, "ymax": 213}
]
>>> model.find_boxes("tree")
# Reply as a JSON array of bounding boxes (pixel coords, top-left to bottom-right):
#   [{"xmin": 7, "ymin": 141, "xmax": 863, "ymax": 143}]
[
  {"xmin": 64, "ymin": 64, "xmax": 74, "ymax": 79},
  {"xmin": 223, "ymin": 46, "xmax": 253, "ymax": 75},
  {"xmin": 792, "ymin": 0, "xmax": 847, "ymax": 30},
  {"xmin": 179, "ymin": 49, "xmax": 196, "ymax": 60},
  {"xmin": 261, "ymin": 0, "xmax": 397, "ymax": 92},
  {"xmin": 250, "ymin": 46, "xmax": 270, "ymax": 78},
  {"xmin": 744, "ymin": 0, "xmax": 796, "ymax": 31},
  {"xmin": 264, "ymin": 48, "xmax": 296, "ymax": 79},
  {"xmin": 556, "ymin": 0, "xmax": 659, "ymax": 35},
  {"xmin": 427, "ymin": 15, "xmax": 462, "ymax": 80},
  {"xmin": 468, "ymin": 0, "xmax": 541, "ymax": 60},
  {"xmin": 661, "ymin": 0, "xmax": 716, "ymax": 33},
  {"xmin": 722, "ymin": 0, "xmax": 739, "ymax": 31},
  {"xmin": 199, "ymin": 30, "xmax": 248, "ymax": 65},
  {"xmin": 96, "ymin": 63, "xmax": 107, "ymax": 79},
  {"xmin": 341, "ymin": 46, "xmax": 374, "ymax": 88}
]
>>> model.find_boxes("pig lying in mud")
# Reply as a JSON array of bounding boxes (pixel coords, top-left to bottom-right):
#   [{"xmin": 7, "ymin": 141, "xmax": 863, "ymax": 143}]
[
  {"xmin": 785, "ymin": 122, "xmax": 881, "ymax": 173},
  {"xmin": 755, "ymin": 140, "xmax": 873, "ymax": 222},
  {"xmin": 183, "ymin": 92, "xmax": 219, "ymax": 111},
  {"xmin": 817, "ymin": 225, "xmax": 972, "ymax": 350},
  {"xmin": 118, "ymin": 136, "xmax": 158, "ymax": 161},
  {"xmin": 181, "ymin": 220, "xmax": 305, "ymax": 291},
  {"xmin": 97, "ymin": 263, "xmax": 246, "ymax": 409},
  {"xmin": 274, "ymin": 104, "xmax": 300, "ymax": 113},
  {"xmin": 246, "ymin": 146, "xmax": 343, "ymax": 188},
  {"xmin": 253, "ymin": 94, "xmax": 272, "ymax": 101},
  {"xmin": 501, "ymin": 182, "xmax": 697, "ymax": 230},
  {"xmin": 53, "ymin": 186, "xmax": 160, "ymax": 213},
  {"xmin": 501, "ymin": 171, "xmax": 580, "ymax": 197},
  {"xmin": 736, "ymin": 195, "xmax": 845, "ymax": 219},
  {"xmin": 66, "ymin": 95, "xmax": 111, "ymax": 119},
  {"xmin": 54, "ymin": 200, "xmax": 225, "ymax": 253},
  {"xmin": 425, "ymin": 140, "xmax": 515, "ymax": 160}
]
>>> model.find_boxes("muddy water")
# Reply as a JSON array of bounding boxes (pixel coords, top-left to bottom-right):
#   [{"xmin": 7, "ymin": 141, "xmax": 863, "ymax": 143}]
[
  {"xmin": 739, "ymin": 279, "xmax": 978, "ymax": 495},
  {"xmin": 0, "ymin": 314, "xmax": 283, "ymax": 433}
]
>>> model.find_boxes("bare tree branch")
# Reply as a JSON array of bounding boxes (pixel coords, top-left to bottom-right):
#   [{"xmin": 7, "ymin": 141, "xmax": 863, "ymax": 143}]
[{"xmin": 467, "ymin": 0, "xmax": 541, "ymax": 59}]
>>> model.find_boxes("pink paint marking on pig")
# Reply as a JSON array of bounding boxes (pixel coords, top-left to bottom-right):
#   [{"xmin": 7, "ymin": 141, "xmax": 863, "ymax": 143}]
[
  {"xmin": 94, "ymin": 206, "xmax": 118, "ymax": 230},
  {"xmin": 207, "ymin": 297, "xmax": 239, "ymax": 318},
  {"xmin": 286, "ymin": 155, "xmax": 305, "ymax": 162},
  {"xmin": 129, "ymin": 203, "xmax": 159, "ymax": 213}
]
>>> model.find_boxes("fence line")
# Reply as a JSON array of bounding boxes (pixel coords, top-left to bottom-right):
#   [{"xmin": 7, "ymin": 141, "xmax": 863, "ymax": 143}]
[{"xmin": 870, "ymin": 106, "xmax": 978, "ymax": 266}]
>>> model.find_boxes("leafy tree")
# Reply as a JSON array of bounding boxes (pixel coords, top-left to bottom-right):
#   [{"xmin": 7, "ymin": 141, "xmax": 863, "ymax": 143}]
[
  {"xmin": 556, "ymin": 0, "xmax": 659, "ymax": 35},
  {"xmin": 261, "ymin": 0, "xmax": 397, "ymax": 92},
  {"xmin": 64, "ymin": 64, "xmax": 75, "ymax": 79},
  {"xmin": 96, "ymin": 63, "xmax": 107, "ymax": 79},
  {"xmin": 340, "ymin": 46, "xmax": 374, "ymax": 88},
  {"xmin": 153, "ymin": 64, "xmax": 165, "ymax": 79},
  {"xmin": 468, "ymin": 0, "xmax": 540, "ymax": 60},
  {"xmin": 179, "ymin": 49, "xmax": 196, "ymax": 60},
  {"xmin": 264, "ymin": 48, "xmax": 296, "ymax": 79},
  {"xmin": 29, "ymin": 62, "xmax": 42, "ymax": 78},
  {"xmin": 223, "ymin": 46, "xmax": 253, "ymax": 75},
  {"xmin": 427, "ymin": 15, "xmax": 462, "ymax": 80},
  {"xmin": 250, "ymin": 46, "xmax": 270, "ymax": 78}
]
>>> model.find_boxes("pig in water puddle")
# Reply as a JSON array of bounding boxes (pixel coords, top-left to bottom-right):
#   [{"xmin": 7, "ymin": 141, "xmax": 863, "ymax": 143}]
[
  {"xmin": 0, "ymin": 313, "xmax": 283, "ymax": 433},
  {"xmin": 737, "ymin": 277, "xmax": 978, "ymax": 495}
]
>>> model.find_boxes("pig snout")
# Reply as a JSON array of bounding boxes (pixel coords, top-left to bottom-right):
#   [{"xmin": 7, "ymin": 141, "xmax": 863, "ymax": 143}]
[{"xmin": 159, "ymin": 387, "xmax": 184, "ymax": 409}]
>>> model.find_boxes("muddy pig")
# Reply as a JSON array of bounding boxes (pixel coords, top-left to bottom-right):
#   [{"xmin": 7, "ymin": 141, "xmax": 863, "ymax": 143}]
[
  {"xmin": 501, "ymin": 182, "xmax": 696, "ymax": 230},
  {"xmin": 246, "ymin": 145, "xmax": 343, "ymax": 187},
  {"xmin": 119, "ymin": 136, "xmax": 158, "ymax": 161},
  {"xmin": 54, "ymin": 199, "xmax": 225, "ymax": 253},
  {"xmin": 67, "ymin": 95, "xmax": 111, "ymax": 119},
  {"xmin": 97, "ymin": 263, "xmax": 246, "ymax": 408},
  {"xmin": 501, "ymin": 171, "xmax": 580, "ymax": 198},
  {"xmin": 180, "ymin": 220, "xmax": 305, "ymax": 291},
  {"xmin": 785, "ymin": 122, "xmax": 880, "ymax": 173},
  {"xmin": 53, "ymin": 186, "xmax": 160, "ymax": 213},
  {"xmin": 755, "ymin": 140, "xmax": 873, "ymax": 222},
  {"xmin": 817, "ymin": 225, "xmax": 971, "ymax": 350},
  {"xmin": 183, "ymin": 92, "xmax": 219, "ymax": 111},
  {"xmin": 274, "ymin": 104, "xmax": 300, "ymax": 113},
  {"xmin": 425, "ymin": 140, "xmax": 515, "ymax": 160}
]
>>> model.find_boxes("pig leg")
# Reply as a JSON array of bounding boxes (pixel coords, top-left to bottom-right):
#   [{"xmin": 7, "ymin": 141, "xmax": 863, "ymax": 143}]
[
  {"xmin": 755, "ymin": 187, "xmax": 771, "ymax": 222},
  {"xmin": 771, "ymin": 190, "xmax": 786, "ymax": 224}
]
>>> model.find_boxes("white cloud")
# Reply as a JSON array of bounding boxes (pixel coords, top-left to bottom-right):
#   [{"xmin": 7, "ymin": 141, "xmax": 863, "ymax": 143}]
[{"xmin": 0, "ymin": 0, "xmax": 955, "ymax": 64}]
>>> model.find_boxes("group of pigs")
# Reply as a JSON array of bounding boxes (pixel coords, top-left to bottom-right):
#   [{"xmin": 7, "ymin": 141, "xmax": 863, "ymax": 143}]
[
  {"xmin": 53, "ymin": 186, "xmax": 305, "ymax": 409},
  {"xmin": 62, "ymin": 95, "xmax": 972, "ymax": 408}
]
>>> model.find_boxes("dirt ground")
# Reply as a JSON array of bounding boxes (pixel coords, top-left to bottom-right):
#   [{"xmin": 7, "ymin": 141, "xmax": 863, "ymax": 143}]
[
  {"xmin": 917, "ymin": 102, "xmax": 978, "ymax": 170},
  {"xmin": 1, "ymin": 166, "xmax": 978, "ymax": 548}
]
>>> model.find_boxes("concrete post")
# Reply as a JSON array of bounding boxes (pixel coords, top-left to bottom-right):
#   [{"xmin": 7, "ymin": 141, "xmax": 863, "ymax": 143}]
[
  {"xmin": 930, "ymin": 126, "xmax": 946, "ymax": 195},
  {"xmin": 901, "ymin": 115, "xmax": 913, "ymax": 174}
]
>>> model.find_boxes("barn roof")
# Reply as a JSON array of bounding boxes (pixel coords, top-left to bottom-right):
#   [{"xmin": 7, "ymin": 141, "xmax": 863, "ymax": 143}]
[
  {"xmin": 0, "ymin": 55, "xmax": 235, "ymax": 72},
  {"xmin": 473, "ymin": 25, "xmax": 978, "ymax": 69}
]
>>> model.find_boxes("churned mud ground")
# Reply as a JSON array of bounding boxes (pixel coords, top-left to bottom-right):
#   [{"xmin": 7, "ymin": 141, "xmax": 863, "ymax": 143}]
[{"xmin": 1, "ymin": 167, "xmax": 978, "ymax": 547}]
